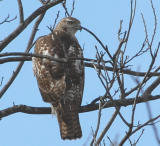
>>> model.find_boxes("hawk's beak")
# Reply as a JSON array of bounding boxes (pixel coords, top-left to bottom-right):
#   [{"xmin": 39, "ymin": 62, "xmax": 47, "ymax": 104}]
[
  {"xmin": 78, "ymin": 24, "xmax": 82, "ymax": 31},
  {"xmin": 74, "ymin": 24, "xmax": 82, "ymax": 32},
  {"xmin": 80, "ymin": 26, "xmax": 82, "ymax": 32}
]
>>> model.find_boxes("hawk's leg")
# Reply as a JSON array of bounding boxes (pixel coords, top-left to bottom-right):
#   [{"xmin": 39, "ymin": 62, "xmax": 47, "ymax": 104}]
[{"xmin": 50, "ymin": 104, "xmax": 56, "ymax": 116}]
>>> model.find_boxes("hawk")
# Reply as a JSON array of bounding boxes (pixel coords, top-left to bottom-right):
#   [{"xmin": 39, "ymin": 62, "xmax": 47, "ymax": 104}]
[{"xmin": 32, "ymin": 17, "xmax": 84, "ymax": 140}]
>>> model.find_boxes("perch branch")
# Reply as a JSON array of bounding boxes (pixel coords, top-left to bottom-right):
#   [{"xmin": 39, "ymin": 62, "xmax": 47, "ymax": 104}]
[
  {"xmin": 0, "ymin": 95, "xmax": 160, "ymax": 119},
  {"xmin": 0, "ymin": 54, "xmax": 160, "ymax": 77}
]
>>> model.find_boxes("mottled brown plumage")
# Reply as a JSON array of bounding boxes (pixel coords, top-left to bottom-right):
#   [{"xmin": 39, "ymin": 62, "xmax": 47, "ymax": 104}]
[{"xmin": 32, "ymin": 17, "xmax": 84, "ymax": 140}]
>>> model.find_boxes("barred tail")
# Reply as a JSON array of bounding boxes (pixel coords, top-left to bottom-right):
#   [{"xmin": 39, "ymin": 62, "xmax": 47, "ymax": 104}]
[{"xmin": 55, "ymin": 102, "xmax": 82, "ymax": 140}]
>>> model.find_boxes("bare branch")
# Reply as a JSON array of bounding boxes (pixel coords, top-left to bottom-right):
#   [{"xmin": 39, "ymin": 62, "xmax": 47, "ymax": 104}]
[
  {"xmin": 70, "ymin": 0, "xmax": 75, "ymax": 16},
  {"xmin": 1, "ymin": 53, "xmax": 160, "ymax": 78},
  {"xmin": 85, "ymin": 62, "xmax": 160, "ymax": 77},
  {"xmin": 113, "ymin": 31, "xmax": 126, "ymax": 60},
  {"xmin": 118, "ymin": 20, "xmax": 123, "ymax": 41},
  {"xmin": 0, "ymin": 77, "xmax": 4, "ymax": 86},
  {"xmin": 119, "ymin": 44, "xmax": 158, "ymax": 145},
  {"xmin": 0, "ymin": 95, "xmax": 160, "ymax": 119},
  {"xmin": 90, "ymin": 102, "xmax": 102, "ymax": 145},
  {"xmin": 82, "ymin": 27, "xmax": 113, "ymax": 61},
  {"xmin": 39, "ymin": 0, "xmax": 51, "ymax": 5},
  {"xmin": 0, "ymin": 52, "xmax": 67, "ymax": 63},
  {"xmin": 119, "ymin": 114, "xmax": 160, "ymax": 145},
  {"xmin": 0, "ymin": 13, "xmax": 46, "ymax": 98},
  {"xmin": 0, "ymin": 14, "xmax": 17, "ymax": 25},
  {"xmin": 131, "ymin": 114, "xmax": 160, "ymax": 135},
  {"xmin": 141, "ymin": 14, "xmax": 150, "ymax": 45},
  {"xmin": 125, "ymin": 38, "xmax": 148, "ymax": 64},
  {"xmin": 17, "ymin": 0, "xmax": 24, "ymax": 23},
  {"xmin": 150, "ymin": 0, "xmax": 157, "ymax": 47},
  {"xmin": 133, "ymin": 129, "xmax": 145, "ymax": 146},
  {"xmin": 0, "ymin": 56, "xmax": 31, "ymax": 64},
  {"xmin": 146, "ymin": 102, "xmax": 160, "ymax": 144},
  {"xmin": 123, "ymin": 0, "xmax": 136, "ymax": 52},
  {"xmin": 47, "ymin": 10, "xmax": 60, "ymax": 32},
  {"xmin": 143, "ymin": 76, "xmax": 160, "ymax": 96},
  {"xmin": 95, "ymin": 108, "xmax": 120, "ymax": 145},
  {"xmin": 0, "ymin": 0, "xmax": 63, "ymax": 52},
  {"xmin": 62, "ymin": 0, "xmax": 70, "ymax": 17},
  {"xmin": 53, "ymin": 11, "xmax": 60, "ymax": 29}
]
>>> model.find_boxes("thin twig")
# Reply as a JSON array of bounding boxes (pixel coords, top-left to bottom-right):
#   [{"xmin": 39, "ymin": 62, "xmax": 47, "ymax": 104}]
[
  {"xmin": 150, "ymin": 0, "xmax": 157, "ymax": 47},
  {"xmin": 0, "ymin": 0, "xmax": 63, "ymax": 52},
  {"xmin": 95, "ymin": 109, "xmax": 120, "ymax": 145},
  {"xmin": 0, "ymin": 14, "xmax": 17, "ymax": 25},
  {"xmin": 47, "ymin": 11, "xmax": 60, "ymax": 32},
  {"xmin": 90, "ymin": 101, "xmax": 102, "ymax": 145},
  {"xmin": 141, "ymin": 13, "xmax": 151, "ymax": 54},
  {"xmin": 146, "ymin": 102, "xmax": 160, "ymax": 144},
  {"xmin": 82, "ymin": 27, "xmax": 113, "ymax": 61},
  {"xmin": 124, "ymin": 0, "xmax": 136, "ymax": 52},
  {"xmin": 125, "ymin": 39, "xmax": 148, "ymax": 64},
  {"xmin": 70, "ymin": 0, "xmax": 75, "ymax": 16},
  {"xmin": 119, "ymin": 44, "xmax": 158, "ymax": 145},
  {"xmin": 53, "ymin": 11, "xmax": 60, "ymax": 29},
  {"xmin": 17, "ymin": 0, "xmax": 24, "ymax": 23},
  {"xmin": 134, "ymin": 129, "xmax": 144, "ymax": 146},
  {"xmin": 62, "ymin": 0, "xmax": 70, "ymax": 16},
  {"xmin": 0, "ymin": 77, "xmax": 4, "ymax": 86},
  {"xmin": 131, "ymin": 114, "xmax": 160, "ymax": 135},
  {"xmin": 0, "ymin": 13, "xmax": 46, "ymax": 98}
]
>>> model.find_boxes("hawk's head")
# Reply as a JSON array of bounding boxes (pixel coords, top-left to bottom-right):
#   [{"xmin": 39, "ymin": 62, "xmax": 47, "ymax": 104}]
[{"xmin": 55, "ymin": 17, "xmax": 81, "ymax": 36}]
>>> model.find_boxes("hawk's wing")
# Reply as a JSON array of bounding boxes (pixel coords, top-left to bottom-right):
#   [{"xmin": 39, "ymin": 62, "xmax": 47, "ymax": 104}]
[
  {"xmin": 33, "ymin": 33, "xmax": 66, "ymax": 105},
  {"xmin": 32, "ymin": 30, "xmax": 84, "ymax": 139}
]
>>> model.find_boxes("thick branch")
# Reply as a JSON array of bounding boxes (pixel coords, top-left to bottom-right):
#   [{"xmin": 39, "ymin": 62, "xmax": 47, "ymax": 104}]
[
  {"xmin": 0, "ymin": 0, "xmax": 63, "ymax": 52},
  {"xmin": 17, "ymin": 0, "xmax": 24, "ymax": 23},
  {"xmin": 0, "ymin": 54, "xmax": 160, "ymax": 77},
  {"xmin": 0, "ymin": 95, "xmax": 160, "ymax": 119},
  {"xmin": 0, "ymin": 13, "xmax": 45, "ymax": 98}
]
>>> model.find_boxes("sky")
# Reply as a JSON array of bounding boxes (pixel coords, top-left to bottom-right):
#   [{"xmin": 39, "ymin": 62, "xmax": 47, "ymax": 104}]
[{"xmin": 0, "ymin": 0, "xmax": 160, "ymax": 146}]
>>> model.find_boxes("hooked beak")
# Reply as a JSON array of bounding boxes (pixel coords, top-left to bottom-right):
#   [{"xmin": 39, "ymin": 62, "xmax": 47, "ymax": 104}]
[
  {"xmin": 77, "ymin": 24, "xmax": 82, "ymax": 31},
  {"xmin": 80, "ymin": 26, "xmax": 82, "ymax": 32},
  {"xmin": 73, "ymin": 24, "xmax": 82, "ymax": 32}
]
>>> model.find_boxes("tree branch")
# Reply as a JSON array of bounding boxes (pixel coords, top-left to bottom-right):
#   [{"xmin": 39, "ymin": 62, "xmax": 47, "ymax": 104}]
[
  {"xmin": 1, "ymin": 53, "xmax": 160, "ymax": 77},
  {"xmin": 82, "ymin": 27, "xmax": 113, "ymax": 61},
  {"xmin": 0, "ymin": 14, "xmax": 17, "ymax": 25},
  {"xmin": 0, "ymin": 13, "xmax": 46, "ymax": 98},
  {"xmin": 0, "ymin": 0, "xmax": 63, "ymax": 52},
  {"xmin": 0, "ymin": 95, "xmax": 160, "ymax": 119},
  {"xmin": 17, "ymin": 0, "xmax": 24, "ymax": 23},
  {"xmin": 96, "ymin": 108, "xmax": 119, "ymax": 145}
]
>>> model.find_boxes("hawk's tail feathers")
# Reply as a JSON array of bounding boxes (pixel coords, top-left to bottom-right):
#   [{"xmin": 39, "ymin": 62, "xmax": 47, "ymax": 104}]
[{"xmin": 55, "ymin": 103, "xmax": 82, "ymax": 140}]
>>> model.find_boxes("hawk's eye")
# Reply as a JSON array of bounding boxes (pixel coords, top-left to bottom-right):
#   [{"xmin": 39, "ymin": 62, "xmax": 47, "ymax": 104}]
[{"xmin": 67, "ymin": 20, "xmax": 74, "ymax": 24}]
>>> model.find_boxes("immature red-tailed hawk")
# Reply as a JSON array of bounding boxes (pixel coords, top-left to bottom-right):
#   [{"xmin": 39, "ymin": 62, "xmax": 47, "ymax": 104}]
[{"xmin": 32, "ymin": 17, "xmax": 84, "ymax": 140}]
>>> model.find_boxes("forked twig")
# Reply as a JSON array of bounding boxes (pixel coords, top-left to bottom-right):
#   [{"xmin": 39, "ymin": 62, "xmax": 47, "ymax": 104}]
[
  {"xmin": 0, "ymin": 14, "xmax": 17, "ymax": 25},
  {"xmin": 0, "ymin": 13, "xmax": 46, "ymax": 98}
]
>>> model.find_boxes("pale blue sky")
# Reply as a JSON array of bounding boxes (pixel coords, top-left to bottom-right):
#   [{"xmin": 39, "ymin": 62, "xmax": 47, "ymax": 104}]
[{"xmin": 0, "ymin": 0, "xmax": 160, "ymax": 146}]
